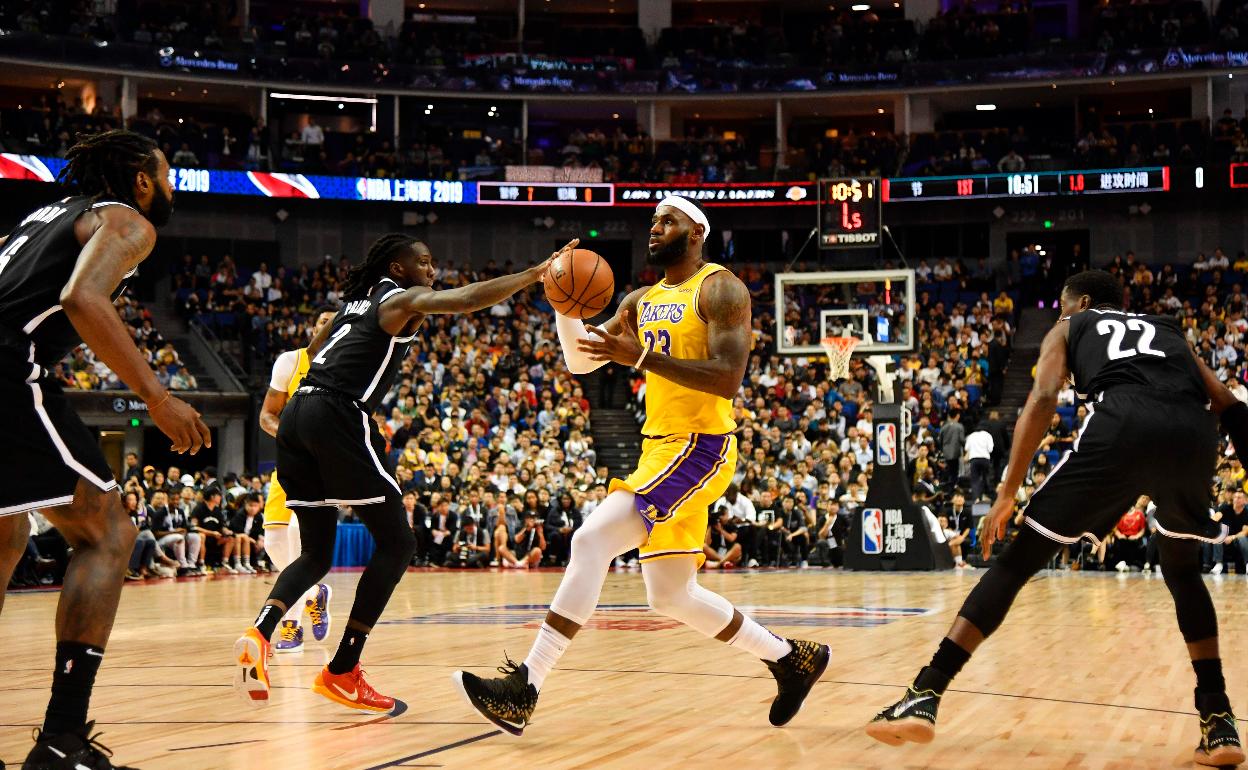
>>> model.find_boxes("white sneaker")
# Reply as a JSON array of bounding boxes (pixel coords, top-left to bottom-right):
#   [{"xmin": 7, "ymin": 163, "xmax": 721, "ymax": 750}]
[
  {"xmin": 613, "ymin": 558, "xmax": 626, "ymax": 568},
  {"xmin": 800, "ymin": 560, "xmax": 809, "ymax": 569},
  {"xmin": 219, "ymin": 563, "xmax": 236, "ymax": 574},
  {"xmin": 1212, "ymin": 563, "xmax": 1224, "ymax": 575},
  {"xmin": 489, "ymin": 559, "xmax": 499, "ymax": 567},
  {"xmin": 627, "ymin": 558, "xmax": 639, "ymax": 568},
  {"xmin": 1115, "ymin": 561, "xmax": 1129, "ymax": 572},
  {"xmin": 1143, "ymin": 562, "xmax": 1151, "ymax": 572},
  {"xmin": 747, "ymin": 558, "xmax": 759, "ymax": 568},
  {"xmin": 240, "ymin": 562, "xmax": 256, "ymax": 574}
]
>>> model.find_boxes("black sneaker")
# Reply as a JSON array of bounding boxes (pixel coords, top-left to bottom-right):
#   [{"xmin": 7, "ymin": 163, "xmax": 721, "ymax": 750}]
[
  {"xmin": 452, "ymin": 658, "xmax": 539, "ymax": 737},
  {"xmin": 866, "ymin": 685, "xmax": 941, "ymax": 746},
  {"xmin": 1195, "ymin": 692, "xmax": 1246, "ymax": 767},
  {"xmin": 764, "ymin": 638, "xmax": 830, "ymax": 727},
  {"xmin": 22, "ymin": 721, "xmax": 137, "ymax": 769}
]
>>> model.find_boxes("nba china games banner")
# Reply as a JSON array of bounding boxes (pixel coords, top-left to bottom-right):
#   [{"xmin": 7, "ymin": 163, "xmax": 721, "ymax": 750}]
[{"xmin": 845, "ymin": 403, "xmax": 954, "ymax": 571}]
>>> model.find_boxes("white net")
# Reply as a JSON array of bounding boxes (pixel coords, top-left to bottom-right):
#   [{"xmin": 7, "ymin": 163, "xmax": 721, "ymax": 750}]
[{"xmin": 820, "ymin": 336, "xmax": 861, "ymax": 381}]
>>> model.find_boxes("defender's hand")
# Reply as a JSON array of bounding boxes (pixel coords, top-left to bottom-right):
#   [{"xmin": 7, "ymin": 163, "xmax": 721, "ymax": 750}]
[
  {"xmin": 580, "ymin": 308, "xmax": 645, "ymax": 367},
  {"xmin": 532, "ymin": 239, "xmax": 579, "ymax": 282}
]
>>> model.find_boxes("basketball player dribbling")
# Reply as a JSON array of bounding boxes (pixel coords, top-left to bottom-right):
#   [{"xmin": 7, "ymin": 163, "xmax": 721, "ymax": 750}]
[
  {"xmin": 233, "ymin": 234, "xmax": 563, "ymax": 712},
  {"xmin": 868, "ymin": 270, "xmax": 1245, "ymax": 767},
  {"xmin": 0, "ymin": 130, "xmax": 209, "ymax": 769},
  {"xmin": 258, "ymin": 305, "xmax": 338, "ymax": 654},
  {"xmin": 454, "ymin": 196, "xmax": 830, "ymax": 736}
]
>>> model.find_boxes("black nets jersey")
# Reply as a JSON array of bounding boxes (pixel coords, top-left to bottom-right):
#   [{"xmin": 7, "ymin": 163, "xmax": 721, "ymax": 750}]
[
  {"xmin": 303, "ymin": 277, "xmax": 417, "ymax": 412},
  {"xmin": 0, "ymin": 196, "xmax": 138, "ymax": 368},
  {"xmin": 1066, "ymin": 308, "xmax": 1205, "ymax": 401}
]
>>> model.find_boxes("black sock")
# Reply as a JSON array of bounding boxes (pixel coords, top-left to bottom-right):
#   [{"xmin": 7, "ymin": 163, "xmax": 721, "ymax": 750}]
[
  {"xmin": 327, "ymin": 627, "xmax": 369, "ymax": 675},
  {"xmin": 253, "ymin": 603, "xmax": 284, "ymax": 641},
  {"xmin": 1193, "ymin": 658, "xmax": 1226, "ymax": 694},
  {"xmin": 914, "ymin": 638, "xmax": 972, "ymax": 694},
  {"xmin": 43, "ymin": 642, "xmax": 104, "ymax": 735}
]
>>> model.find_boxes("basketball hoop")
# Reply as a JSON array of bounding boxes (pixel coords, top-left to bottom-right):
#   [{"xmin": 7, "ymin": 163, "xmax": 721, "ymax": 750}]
[{"xmin": 820, "ymin": 336, "xmax": 861, "ymax": 381}]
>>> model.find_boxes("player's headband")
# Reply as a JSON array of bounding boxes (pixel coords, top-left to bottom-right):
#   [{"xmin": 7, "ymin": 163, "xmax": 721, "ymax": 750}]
[{"xmin": 657, "ymin": 196, "xmax": 710, "ymax": 239}]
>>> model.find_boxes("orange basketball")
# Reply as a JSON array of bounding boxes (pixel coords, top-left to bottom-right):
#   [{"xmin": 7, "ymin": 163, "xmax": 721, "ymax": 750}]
[{"xmin": 543, "ymin": 248, "xmax": 614, "ymax": 319}]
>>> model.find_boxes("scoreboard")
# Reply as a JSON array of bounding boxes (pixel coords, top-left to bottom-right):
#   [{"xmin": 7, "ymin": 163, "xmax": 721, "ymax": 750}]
[
  {"xmin": 882, "ymin": 167, "xmax": 1169, "ymax": 202},
  {"xmin": 819, "ymin": 177, "xmax": 881, "ymax": 249},
  {"xmin": 477, "ymin": 182, "xmax": 614, "ymax": 206}
]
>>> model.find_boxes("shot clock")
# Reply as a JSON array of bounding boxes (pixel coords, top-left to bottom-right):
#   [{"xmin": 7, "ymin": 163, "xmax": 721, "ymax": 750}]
[{"xmin": 819, "ymin": 177, "xmax": 882, "ymax": 249}]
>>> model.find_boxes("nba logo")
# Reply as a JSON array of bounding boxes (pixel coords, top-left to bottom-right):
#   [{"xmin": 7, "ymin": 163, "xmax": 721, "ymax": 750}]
[
  {"xmin": 876, "ymin": 423, "xmax": 897, "ymax": 466},
  {"xmin": 862, "ymin": 508, "xmax": 884, "ymax": 554}
]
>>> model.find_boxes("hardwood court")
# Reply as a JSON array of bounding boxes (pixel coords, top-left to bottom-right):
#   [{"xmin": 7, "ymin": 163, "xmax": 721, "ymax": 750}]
[{"xmin": 2, "ymin": 567, "xmax": 1246, "ymax": 769}]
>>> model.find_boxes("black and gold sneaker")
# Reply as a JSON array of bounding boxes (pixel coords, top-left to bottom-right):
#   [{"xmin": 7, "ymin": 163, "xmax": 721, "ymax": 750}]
[
  {"xmin": 1194, "ymin": 692, "xmax": 1245, "ymax": 767},
  {"xmin": 452, "ymin": 658, "xmax": 539, "ymax": 737},
  {"xmin": 764, "ymin": 638, "xmax": 831, "ymax": 727},
  {"xmin": 866, "ymin": 685, "xmax": 941, "ymax": 746}
]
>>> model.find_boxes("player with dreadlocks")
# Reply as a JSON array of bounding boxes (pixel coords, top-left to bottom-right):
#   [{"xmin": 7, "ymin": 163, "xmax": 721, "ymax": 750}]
[
  {"xmin": 233, "ymin": 233, "xmax": 575, "ymax": 712},
  {"xmin": 0, "ymin": 130, "xmax": 207, "ymax": 769}
]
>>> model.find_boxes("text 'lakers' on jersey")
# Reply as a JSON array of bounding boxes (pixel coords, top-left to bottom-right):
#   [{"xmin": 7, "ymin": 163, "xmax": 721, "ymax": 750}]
[{"xmin": 636, "ymin": 262, "xmax": 735, "ymax": 437}]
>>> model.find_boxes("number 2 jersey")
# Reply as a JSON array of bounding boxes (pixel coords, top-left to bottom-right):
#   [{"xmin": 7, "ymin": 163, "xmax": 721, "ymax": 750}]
[
  {"xmin": 0, "ymin": 196, "xmax": 138, "ymax": 372},
  {"xmin": 1065, "ymin": 308, "xmax": 1205, "ymax": 402},
  {"xmin": 302, "ymin": 277, "xmax": 416, "ymax": 412}
]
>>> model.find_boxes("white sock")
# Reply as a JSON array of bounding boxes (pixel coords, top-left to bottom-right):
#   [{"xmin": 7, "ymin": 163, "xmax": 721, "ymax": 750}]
[
  {"xmin": 727, "ymin": 615, "xmax": 792, "ymax": 662},
  {"xmin": 522, "ymin": 622, "xmax": 571, "ymax": 691}
]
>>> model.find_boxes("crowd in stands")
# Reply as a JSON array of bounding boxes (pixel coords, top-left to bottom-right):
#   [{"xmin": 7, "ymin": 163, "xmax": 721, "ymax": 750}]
[
  {"xmin": 52, "ymin": 290, "xmax": 196, "ymax": 393},
  {"xmin": 5, "ymin": 0, "xmax": 1237, "ymax": 72}
]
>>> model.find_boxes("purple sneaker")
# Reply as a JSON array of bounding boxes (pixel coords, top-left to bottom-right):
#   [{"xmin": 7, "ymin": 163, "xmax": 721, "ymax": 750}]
[
  {"xmin": 304, "ymin": 583, "xmax": 332, "ymax": 642},
  {"xmin": 274, "ymin": 620, "xmax": 304, "ymax": 653}
]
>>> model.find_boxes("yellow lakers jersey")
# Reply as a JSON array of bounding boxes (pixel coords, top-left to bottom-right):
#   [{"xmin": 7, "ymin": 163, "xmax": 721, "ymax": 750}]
[
  {"xmin": 636, "ymin": 262, "xmax": 736, "ymax": 437},
  {"xmin": 286, "ymin": 348, "xmax": 311, "ymax": 397}
]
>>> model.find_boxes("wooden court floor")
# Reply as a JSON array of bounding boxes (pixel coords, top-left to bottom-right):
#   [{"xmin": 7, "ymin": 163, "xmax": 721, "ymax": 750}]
[{"xmin": 2, "ymin": 567, "xmax": 1247, "ymax": 769}]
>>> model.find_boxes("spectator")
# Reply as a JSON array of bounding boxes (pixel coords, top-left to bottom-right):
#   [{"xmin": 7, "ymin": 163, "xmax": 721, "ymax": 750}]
[
  {"xmin": 703, "ymin": 507, "xmax": 742, "ymax": 569},
  {"xmin": 449, "ymin": 518, "xmax": 491, "ymax": 568}
]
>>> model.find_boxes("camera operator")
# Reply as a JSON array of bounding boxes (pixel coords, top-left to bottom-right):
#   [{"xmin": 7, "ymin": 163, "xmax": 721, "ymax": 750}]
[
  {"xmin": 703, "ymin": 507, "xmax": 742, "ymax": 569},
  {"xmin": 450, "ymin": 517, "xmax": 491, "ymax": 569},
  {"xmin": 714, "ymin": 484, "xmax": 761, "ymax": 567}
]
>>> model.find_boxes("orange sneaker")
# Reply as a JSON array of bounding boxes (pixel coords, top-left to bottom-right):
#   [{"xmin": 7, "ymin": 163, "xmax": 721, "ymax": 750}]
[
  {"xmin": 232, "ymin": 628, "xmax": 271, "ymax": 707},
  {"xmin": 312, "ymin": 664, "xmax": 395, "ymax": 713}
]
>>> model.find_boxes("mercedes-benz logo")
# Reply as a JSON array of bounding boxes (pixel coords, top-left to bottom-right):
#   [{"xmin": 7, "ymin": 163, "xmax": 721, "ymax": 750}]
[{"xmin": 112, "ymin": 397, "xmax": 126, "ymax": 413}]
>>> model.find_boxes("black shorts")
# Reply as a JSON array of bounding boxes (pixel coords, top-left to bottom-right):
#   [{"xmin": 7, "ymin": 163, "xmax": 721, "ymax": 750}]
[
  {"xmin": 0, "ymin": 360, "xmax": 115, "ymax": 517},
  {"xmin": 276, "ymin": 388, "xmax": 400, "ymax": 508},
  {"xmin": 1022, "ymin": 386, "xmax": 1225, "ymax": 546}
]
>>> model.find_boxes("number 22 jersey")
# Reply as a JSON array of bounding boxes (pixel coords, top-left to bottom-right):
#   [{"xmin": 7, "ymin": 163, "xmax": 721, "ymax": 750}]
[{"xmin": 1065, "ymin": 308, "xmax": 1205, "ymax": 401}]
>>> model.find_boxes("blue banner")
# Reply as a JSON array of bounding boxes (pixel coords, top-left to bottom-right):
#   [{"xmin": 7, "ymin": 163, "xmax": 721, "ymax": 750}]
[{"xmin": 0, "ymin": 154, "xmax": 476, "ymax": 205}]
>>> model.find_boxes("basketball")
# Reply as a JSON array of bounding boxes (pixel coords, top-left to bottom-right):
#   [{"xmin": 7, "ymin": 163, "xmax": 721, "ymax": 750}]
[{"xmin": 543, "ymin": 247, "xmax": 614, "ymax": 319}]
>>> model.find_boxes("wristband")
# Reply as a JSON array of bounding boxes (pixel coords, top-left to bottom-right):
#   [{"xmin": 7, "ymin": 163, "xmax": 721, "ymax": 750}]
[{"xmin": 634, "ymin": 346, "xmax": 650, "ymax": 370}]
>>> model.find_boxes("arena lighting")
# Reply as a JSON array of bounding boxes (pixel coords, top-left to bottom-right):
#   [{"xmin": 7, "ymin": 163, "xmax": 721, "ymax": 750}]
[
  {"xmin": 976, "ymin": 104, "xmax": 997, "ymax": 111},
  {"xmin": 851, "ymin": 4, "xmax": 870, "ymax": 9},
  {"xmin": 268, "ymin": 92, "xmax": 378, "ymax": 104}
]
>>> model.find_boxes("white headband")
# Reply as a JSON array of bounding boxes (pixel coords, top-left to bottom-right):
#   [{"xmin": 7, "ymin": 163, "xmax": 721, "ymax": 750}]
[{"xmin": 657, "ymin": 195, "xmax": 710, "ymax": 239}]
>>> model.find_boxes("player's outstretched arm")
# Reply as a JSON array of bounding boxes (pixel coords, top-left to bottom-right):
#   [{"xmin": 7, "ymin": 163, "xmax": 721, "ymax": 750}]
[
  {"xmin": 983, "ymin": 321, "xmax": 1070, "ymax": 554},
  {"xmin": 378, "ymin": 253, "xmax": 561, "ymax": 335},
  {"xmin": 62, "ymin": 205, "xmax": 210, "ymax": 454},
  {"xmin": 579, "ymin": 270, "xmax": 750, "ymax": 400},
  {"xmin": 556, "ymin": 286, "xmax": 648, "ymax": 374}
]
